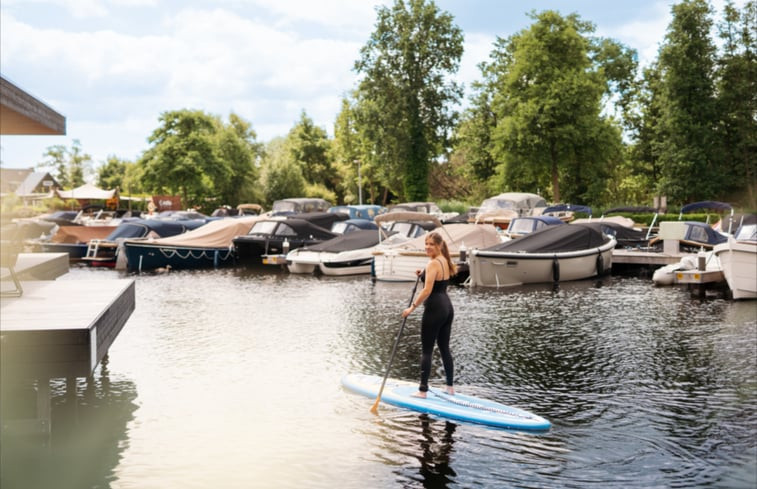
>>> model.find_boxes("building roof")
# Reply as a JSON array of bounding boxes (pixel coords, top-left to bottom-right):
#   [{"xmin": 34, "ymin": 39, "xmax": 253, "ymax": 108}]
[
  {"xmin": 14, "ymin": 171, "xmax": 59, "ymax": 197},
  {"xmin": 1, "ymin": 76, "xmax": 66, "ymax": 135},
  {"xmin": 0, "ymin": 167, "xmax": 34, "ymax": 194}
]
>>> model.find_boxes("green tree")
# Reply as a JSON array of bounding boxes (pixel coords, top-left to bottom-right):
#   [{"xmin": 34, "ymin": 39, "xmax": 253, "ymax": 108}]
[
  {"xmin": 287, "ymin": 111, "xmax": 335, "ymax": 192},
  {"xmin": 716, "ymin": 0, "xmax": 757, "ymax": 207},
  {"xmin": 488, "ymin": 11, "xmax": 631, "ymax": 205},
  {"xmin": 215, "ymin": 113, "xmax": 264, "ymax": 205},
  {"xmin": 354, "ymin": 0, "xmax": 463, "ymax": 201},
  {"xmin": 138, "ymin": 110, "xmax": 260, "ymax": 209},
  {"xmin": 97, "ymin": 155, "xmax": 129, "ymax": 190},
  {"xmin": 39, "ymin": 139, "xmax": 91, "ymax": 188},
  {"xmin": 259, "ymin": 137, "xmax": 306, "ymax": 204},
  {"xmin": 656, "ymin": 0, "xmax": 721, "ymax": 203}
]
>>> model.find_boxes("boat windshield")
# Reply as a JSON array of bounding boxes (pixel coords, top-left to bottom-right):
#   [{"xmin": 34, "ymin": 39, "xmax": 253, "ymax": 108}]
[
  {"xmin": 249, "ymin": 221, "xmax": 278, "ymax": 235},
  {"xmin": 735, "ymin": 224, "xmax": 757, "ymax": 241},
  {"xmin": 509, "ymin": 219, "xmax": 535, "ymax": 234},
  {"xmin": 481, "ymin": 198, "xmax": 515, "ymax": 211}
]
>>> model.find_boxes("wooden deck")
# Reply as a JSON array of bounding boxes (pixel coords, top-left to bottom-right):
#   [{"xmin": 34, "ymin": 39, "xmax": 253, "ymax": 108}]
[
  {"xmin": 1, "ymin": 252, "xmax": 70, "ymax": 281},
  {"xmin": 612, "ymin": 249, "xmax": 691, "ymax": 266},
  {"xmin": 0, "ymin": 279, "xmax": 135, "ymax": 380}
]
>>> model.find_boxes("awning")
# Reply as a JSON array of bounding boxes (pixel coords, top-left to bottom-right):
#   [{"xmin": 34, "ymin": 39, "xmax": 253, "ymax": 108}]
[{"xmin": 56, "ymin": 183, "xmax": 116, "ymax": 200}]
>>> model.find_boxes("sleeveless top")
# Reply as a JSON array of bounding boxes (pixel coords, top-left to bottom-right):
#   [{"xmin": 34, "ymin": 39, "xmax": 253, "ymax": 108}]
[{"xmin": 422, "ymin": 258, "xmax": 450, "ymax": 294}]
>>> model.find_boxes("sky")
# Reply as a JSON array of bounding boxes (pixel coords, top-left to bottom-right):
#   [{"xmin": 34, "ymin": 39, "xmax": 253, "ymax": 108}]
[{"xmin": 0, "ymin": 0, "xmax": 740, "ymax": 172}]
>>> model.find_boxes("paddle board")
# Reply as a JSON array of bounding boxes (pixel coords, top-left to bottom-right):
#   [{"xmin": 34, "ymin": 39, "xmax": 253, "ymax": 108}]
[{"xmin": 342, "ymin": 373, "xmax": 551, "ymax": 431}]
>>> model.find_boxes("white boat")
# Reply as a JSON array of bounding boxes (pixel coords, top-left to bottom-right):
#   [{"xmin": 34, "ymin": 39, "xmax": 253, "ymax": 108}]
[
  {"xmin": 286, "ymin": 212, "xmax": 434, "ymax": 276},
  {"xmin": 712, "ymin": 219, "xmax": 757, "ymax": 299},
  {"xmin": 372, "ymin": 222, "xmax": 501, "ymax": 282},
  {"xmin": 651, "ymin": 251, "xmax": 721, "ymax": 286},
  {"xmin": 468, "ymin": 224, "xmax": 616, "ymax": 287},
  {"xmin": 469, "ymin": 192, "xmax": 547, "ymax": 229}
]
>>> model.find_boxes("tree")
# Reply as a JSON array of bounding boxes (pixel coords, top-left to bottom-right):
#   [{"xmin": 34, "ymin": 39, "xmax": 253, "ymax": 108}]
[
  {"xmin": 97, "ymin": 155, "xmax": 129, "ymax": 190},
  {"xmin": 287, "ymin": 111, "xmax": 335, "ymax": 193},
  {"xmin": 488, "ymin": 11, "xmax": 631, "ymax": 205},
  {"xmin": 138, "ymin": 110, "xmax": 261, "ymax": 209},
  {"xmin": 259, "ymin": 137, "xmax": 306, "ymax": 204},
  {"xmin": 716, "ymin": 0, "xmax": 757, "ymax": 207},
  {"xmin": 656, "ymin": 0, "xmax": 721, "ymax": 203},
  {"xmin": 39, "ymin": 139, "xmax": 92, "ymax": 188},
  {"xmin": 354, "ymin": 0, "xmax": 463, "ymax": 201}
]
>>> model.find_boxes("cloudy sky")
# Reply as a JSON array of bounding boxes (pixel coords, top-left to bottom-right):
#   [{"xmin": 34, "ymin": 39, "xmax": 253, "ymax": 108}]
[{"xmin": 0, "ymin": 0, "xmax": 738, "ymax": 171}]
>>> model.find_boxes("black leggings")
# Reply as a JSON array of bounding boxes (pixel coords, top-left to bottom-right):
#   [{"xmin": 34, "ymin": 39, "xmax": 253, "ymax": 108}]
[{"xmin": 419, "ymin": 294, "xmax": 454, "ymax": 392}]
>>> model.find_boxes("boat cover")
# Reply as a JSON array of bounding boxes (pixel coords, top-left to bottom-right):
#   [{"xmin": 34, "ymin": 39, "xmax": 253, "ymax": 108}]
[
  {"xmin": 110, "ymin": 218, "xmax": 207, "ymax": 241},
  {"xmin": 299, "ymin": 229, "xmax": 389, "ymax": 253},
  {"xmin": 51, "ymin": 225, "xmax": 116, "ymax": 243},
  {"xmin": 680, "ymin": 201, "xmax": 733, "ymax": 214},
  {"xmin": 383, "ymin": 223, "xmax": 501, "ymax": 253},
  {"xmin": 580, "ymin": 221, "xmax": 648, "ymax": 246},
  {"xmin": 483, "ymin": 224, "xmax": 608, "ymax": 253},
  {"xmin": 128, "ymin": 216, "xmax": 264, "ymax": 248},
  {"xmin": 290, "ymin": 211, "xmax": 347, "ymax": 230}
]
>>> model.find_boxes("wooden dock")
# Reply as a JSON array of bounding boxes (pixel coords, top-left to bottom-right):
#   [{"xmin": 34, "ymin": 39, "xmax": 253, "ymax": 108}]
[
  {"xmin": 612, "ymin": 249, "xmax": 690, "ymax": 266},
  {"xmin": 1, "ymin": 253, "xmax": 135, "ymax": 439}
]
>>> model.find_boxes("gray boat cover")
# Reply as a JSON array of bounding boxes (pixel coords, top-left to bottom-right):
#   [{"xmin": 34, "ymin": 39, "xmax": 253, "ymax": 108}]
[{"xmin": 484, "ymin": 224, "xmax": 608, "ymax": 253}]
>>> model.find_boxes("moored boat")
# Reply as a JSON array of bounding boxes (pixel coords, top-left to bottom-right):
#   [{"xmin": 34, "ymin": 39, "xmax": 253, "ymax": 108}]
[
  {"xmin": 373, "ymin": 222, "xmax": 501, "ymax": 282},
  {"xmin": 712, "ymin": 217, "xmax": 757, "ymax": 299},
  {"xmin": 468, "ymin": 224, "xmax": 615, "ymax": 287},
  {"xmin": 122, "ymin": 216, "xmax": 265, "ymax": 272}
]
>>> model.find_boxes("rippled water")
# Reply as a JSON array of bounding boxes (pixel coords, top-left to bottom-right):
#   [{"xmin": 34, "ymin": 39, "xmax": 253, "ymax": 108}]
[{"xmin": 2, "ymin": 266, "xmax": 756, "ymax": 488}]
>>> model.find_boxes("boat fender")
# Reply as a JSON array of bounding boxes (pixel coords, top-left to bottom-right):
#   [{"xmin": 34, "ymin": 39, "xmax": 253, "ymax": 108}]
[
  {"xmin": 596, "ymin": 251, "xmax": 604, "ymax": 276},
  {"xmin": 552, "ymin": 256, "xmax": 560, "ymax": 282}
]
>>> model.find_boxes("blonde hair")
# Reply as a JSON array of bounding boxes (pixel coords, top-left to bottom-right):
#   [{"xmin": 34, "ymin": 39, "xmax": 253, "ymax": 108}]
[{"xmin": 426, "ymin": 231, "xmax": 457, "ymax": 276}]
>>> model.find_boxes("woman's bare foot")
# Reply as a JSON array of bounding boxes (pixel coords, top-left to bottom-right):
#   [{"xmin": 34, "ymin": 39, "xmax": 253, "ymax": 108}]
[
  {"xmin": 445, "ymin": 386, "xmax": 455, "ymax": 395},
  {"xmin": 411, "ymin": 391, "xmax": 427, "ymax": 398}
]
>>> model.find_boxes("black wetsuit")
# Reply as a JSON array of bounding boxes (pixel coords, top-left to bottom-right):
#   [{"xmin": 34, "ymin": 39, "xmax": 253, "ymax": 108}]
[{"xmin": 419, "ymin": 258, "xmax": 454, "ymax": 392}]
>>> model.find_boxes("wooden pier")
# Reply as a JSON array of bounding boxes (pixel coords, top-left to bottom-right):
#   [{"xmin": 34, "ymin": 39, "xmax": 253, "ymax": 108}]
[{"xmin": 1, "ymin": 254, "xmax": 135, "ymax": 440}]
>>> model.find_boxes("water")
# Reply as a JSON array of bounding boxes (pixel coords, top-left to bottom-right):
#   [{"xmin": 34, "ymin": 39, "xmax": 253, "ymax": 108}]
[{"xmin": 2, "ymin": 266, "xmax": 756, "ymax": 488}]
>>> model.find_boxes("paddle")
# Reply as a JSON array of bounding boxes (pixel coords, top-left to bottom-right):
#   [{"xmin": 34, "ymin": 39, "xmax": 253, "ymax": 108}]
[{"xmin": 370, "ymin": 274, "xmax": 421, "ymax": 415}]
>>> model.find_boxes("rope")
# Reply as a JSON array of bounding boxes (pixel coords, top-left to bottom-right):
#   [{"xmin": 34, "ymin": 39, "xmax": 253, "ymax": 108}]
[
  {"xmin": 158, "ymin": 247, "xmax": 233, "ymax": 261},
  {"xmin": 428, "ymin": 389, "xmax": 534, "ymax": 419}
]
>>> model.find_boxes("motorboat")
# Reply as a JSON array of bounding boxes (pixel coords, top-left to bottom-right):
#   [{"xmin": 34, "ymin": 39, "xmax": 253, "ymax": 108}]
[
  {"xmin": 81, "ymin": 218, "xmax": 209, "ymax": 268},
  {"xmin": 286, "ymin": 213, "xmax": 426, "ymax": 276},
  {"xmin": 36, "ymin": 225, "xmax": 118, "ymax": 260},
  {"xmin": 122, "ymin": 216, "xmax": 265, "ymax": 272},
  {"xmin": 648, "ymin": 220, "xmax": 727, "ymax": 253},
  {"xmin": 540, "ymin": 204, "xmax": 592, "ymax": 223},
  {"xmin": 712, "ymin": 216, "xmax": 757, "ymax": 299},
  {"xmin": 328, "ymin": 204, "xmax": 386, "ymax": 220},
  {"xmin": 578, "ymin": 221, "xmax": 652, "ymax": 249},
  {"xmin": 372, "ymin": 222, "xmax": 501, "ymax": 282},
  {"xmin": 651, "ymin": 250, "xmax": 721, "ymax": 286},
  {"xmin": 232, "ymin": 217, "xmax": 338, "ymax": 264},
  {"xmin": 468, "ymin": 224, "xmax": 616, "ymax": 287},
  {"xmin": 470, "ymin": 192, "xmax": 547, "ymax": 229},
  {"xmin": 387, "ymin": 202, "xmax": 459, "ymax": 222},
  {"xmin": 504, "ymin": 216, "xmax": 565, "ymax": 239},
  {"xmin": 270, "ymin": 197, "xmax": 331, "ymax": 215},
  {"xmin": 286, "ymin": 228, "xmax": 392, "ymax": 276}
]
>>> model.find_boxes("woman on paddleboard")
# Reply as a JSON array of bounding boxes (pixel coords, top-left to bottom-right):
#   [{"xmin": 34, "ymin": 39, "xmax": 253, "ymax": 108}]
[{"xmin": 402, "ymin": 231, "xmax": 456, "ymax": 398}]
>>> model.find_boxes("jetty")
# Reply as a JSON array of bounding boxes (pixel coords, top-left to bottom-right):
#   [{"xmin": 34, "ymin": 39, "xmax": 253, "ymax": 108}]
[{"xmin": 1, "ymin": 253, "xmax": 135, "ymax": 440}]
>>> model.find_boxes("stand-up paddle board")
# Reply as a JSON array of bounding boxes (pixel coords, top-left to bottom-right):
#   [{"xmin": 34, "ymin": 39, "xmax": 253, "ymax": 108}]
[{"xmin": 342, "ymin": 373, "xmax": 551, "ymax": 430}]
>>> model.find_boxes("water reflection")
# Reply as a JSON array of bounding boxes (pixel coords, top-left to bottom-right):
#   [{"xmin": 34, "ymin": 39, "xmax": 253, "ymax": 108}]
[
  {"xmin": 4, "ymin": 266, "xmax": 752, "ymax": 488},
  {"xmin": 1, "ymin": 358, "xmax": 138, "ymax": 489}
]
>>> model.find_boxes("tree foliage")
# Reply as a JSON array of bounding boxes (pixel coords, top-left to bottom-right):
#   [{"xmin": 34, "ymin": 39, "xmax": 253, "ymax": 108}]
[
  {"xmin": 480, "ymin": 10, "xmax": 632, "ymax": 204},
  {"xmin": 354, "ymin": 0, "xmax": 463, "ymax": 201},
  {"xmin": 656, "ymin": 0, "xmax": 722, "ymax": 203},
  {"xmin": 39, "ymin": 139, "xmax": 92, "ymax": 189},
  {"xmin": 259, "ymin": 137, "xmax": 306, "ymax": 204},
  {"xmin": 137, "ymin": 109, "xmax": 261, "ymax": 209}
]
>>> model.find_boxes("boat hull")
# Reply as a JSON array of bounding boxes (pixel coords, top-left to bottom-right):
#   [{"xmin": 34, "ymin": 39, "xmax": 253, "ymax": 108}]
[
  {"xmin": 713, "ymin": 239, "xmax": 757, "ymax": 299},
  {"xmin": 124, "ymin": 242, "xmax": 237, "ymax": 271},
  {"xmin": 372, "ymin": 252, "xmax": 431, "ymax": 282},
  {"xmin": 469, "ymin": 242, "xmax": 614, "ymax": 287}
]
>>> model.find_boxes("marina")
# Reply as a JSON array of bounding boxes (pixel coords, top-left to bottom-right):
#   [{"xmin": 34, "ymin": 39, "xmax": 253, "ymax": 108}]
[{"xmin": 0, "ymin": 263, "xmax": 755, "ymax": 488}]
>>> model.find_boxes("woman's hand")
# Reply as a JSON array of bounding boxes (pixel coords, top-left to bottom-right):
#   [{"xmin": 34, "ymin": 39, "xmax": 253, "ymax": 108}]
[{"xmin": 401, "ymin": 306, "xmax": 414, "ymax": 318}]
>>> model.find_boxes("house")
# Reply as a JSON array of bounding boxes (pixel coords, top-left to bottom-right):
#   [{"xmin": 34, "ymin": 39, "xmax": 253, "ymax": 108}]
[{"xmin": 0, "ymin": 168, "xmax": 34, "ymax": 195}]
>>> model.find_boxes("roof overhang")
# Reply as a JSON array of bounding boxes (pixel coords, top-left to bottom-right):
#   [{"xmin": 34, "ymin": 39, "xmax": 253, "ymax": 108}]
[{"xmin": 0, "ymin": 76, "xmax": 66, "ymax": 135}]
